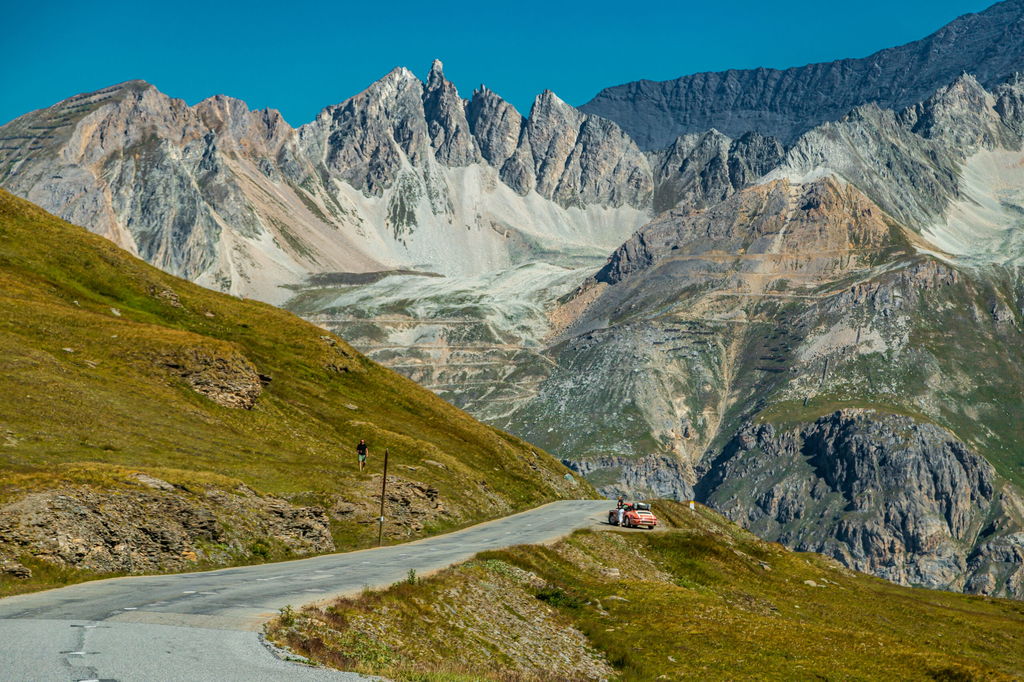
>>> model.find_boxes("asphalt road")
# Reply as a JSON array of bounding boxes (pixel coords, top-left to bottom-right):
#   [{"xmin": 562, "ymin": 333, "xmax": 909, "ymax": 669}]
[{"xmin": 0, "ymin": 499, "xmax": 610, "ymax": 681}]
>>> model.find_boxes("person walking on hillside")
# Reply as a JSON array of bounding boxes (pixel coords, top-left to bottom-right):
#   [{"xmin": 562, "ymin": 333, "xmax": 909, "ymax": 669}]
[{"xmin": 356, "ymin": 439, "xmax": 369, "ymax": 471}]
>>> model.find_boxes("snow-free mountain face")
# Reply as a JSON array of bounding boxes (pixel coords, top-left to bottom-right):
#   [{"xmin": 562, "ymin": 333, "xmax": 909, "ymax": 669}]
[
  {"xmin": 581, "ymin": 0, "xmax": 1024, "ymax": 148},
  {"xmin": 4, "ymin": 2, "xmax": 1024, "ymax": 600}
]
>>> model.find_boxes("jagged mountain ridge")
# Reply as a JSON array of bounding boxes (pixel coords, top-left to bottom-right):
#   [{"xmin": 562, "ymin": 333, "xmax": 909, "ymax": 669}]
[
  {"xmin": 0, "ymin": 62, "xmax": 784, "ymax": 305},
  {"xmin": 581, "ymin": 0, "xmax": 1024, "ymax": 148},
  {"xmin": 0, "ymin": 62, "xmax": 668, "ymax": 303}
]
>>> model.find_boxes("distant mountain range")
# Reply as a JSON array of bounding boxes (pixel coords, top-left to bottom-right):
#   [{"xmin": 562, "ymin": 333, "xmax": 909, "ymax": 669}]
[
  {"xmin": 582, "ymin": 0, "xmax": 1024, "ymax": 147},
  {"xmin": 2, "ymin": 0, "xmax": 1023, "ymax": 599}
]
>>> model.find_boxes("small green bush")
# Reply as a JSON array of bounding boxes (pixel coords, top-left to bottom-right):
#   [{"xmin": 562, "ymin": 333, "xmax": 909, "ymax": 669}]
[{"xmin": 535, "ymin": 586, "xmax": 585, "ymax": 609}]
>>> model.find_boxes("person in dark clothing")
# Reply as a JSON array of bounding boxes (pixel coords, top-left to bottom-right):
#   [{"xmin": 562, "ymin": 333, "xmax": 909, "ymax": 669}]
[{"xmin": 356, "ymin": 439, "xmax": 368, "ymax": 471}]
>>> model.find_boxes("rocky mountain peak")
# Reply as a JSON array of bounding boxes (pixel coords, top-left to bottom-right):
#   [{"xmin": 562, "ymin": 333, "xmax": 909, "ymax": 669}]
[
  {"xmin": 382, "ymin": 65, "xmax": 419, "ymax": 85},
  {"xmin": 529, "ymin": 89, "xmax": 576, "ymax": 121},
  {"xmin": 422, "ymin": 58, "xmax": 479, "ymax": 166},
  {"xmin": 906, "ymin": 73, "xmax": 1014, "ymax": 150},
  {"xmin": 466, "ymin": 85, "xmax": 524, "ymax": 171},
  {"xmin": 426, "ymin": 59, "xmax": 446, "ymax": 85},
  {"xmin": 651, "ymin": 128, "xmax": 784, "ymax": 213},
  {"xmin": 301, "ymin": 66, "xmax": 431, "ymax": 194}
]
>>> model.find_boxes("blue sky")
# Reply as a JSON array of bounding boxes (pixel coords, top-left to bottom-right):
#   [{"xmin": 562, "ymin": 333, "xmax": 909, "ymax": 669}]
[{"xmin": 1, "ymin": 0, "xmax": 995, "ymax": 127}]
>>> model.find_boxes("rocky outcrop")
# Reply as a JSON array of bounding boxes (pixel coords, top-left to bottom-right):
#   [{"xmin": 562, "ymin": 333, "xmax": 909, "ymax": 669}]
[
  {"xmin": 331, "ymin": 474, "xmax": 452, "ymax": 538},
  {"xmin": 466, "ymin": 85, "xmax": 524, "ymax": 174},
  {"xmin": 0, "ymin": 480, "xmax": 334, "ymax": 574},
  {"xmin": 700, "ymin": 410, "xmax": 1024, "ymax": 598},
  {"xmin": 157, "ymin": 346, "xmax": 266, "ymax": 409},
  {"xmin": 650, "ymin": 130, "xmax": 784, "ymax": 213},
  {"xmin": 595, "ymin": 177, "xmax": 894, "ymax": 287},
  {"xmin": 581, "ymin": 0, "xmax": 1024, "ymax": 147},
  {"xmin": 904, "ymin": 74, "xmax": 1018, "ymax": 150},
  {"xmin": 521, "ymin": 91, "xmax": 652, "ymax": 208},
  {"xmin": 563, "ymin": 454, "xmax": 692, "ymax": 500}
]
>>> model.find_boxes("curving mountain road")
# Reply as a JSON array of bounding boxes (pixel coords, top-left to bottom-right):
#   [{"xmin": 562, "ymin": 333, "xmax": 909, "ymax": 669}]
[{"xmin": 0, "ymin": 499, "xmax": 610, "ymax": 681}]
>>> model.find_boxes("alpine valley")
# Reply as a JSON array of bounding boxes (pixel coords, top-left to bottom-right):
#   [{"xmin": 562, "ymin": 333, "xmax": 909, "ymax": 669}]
[{"xmin": 4, "ymin": 0, "xmax": 1024, "ymax": 600}]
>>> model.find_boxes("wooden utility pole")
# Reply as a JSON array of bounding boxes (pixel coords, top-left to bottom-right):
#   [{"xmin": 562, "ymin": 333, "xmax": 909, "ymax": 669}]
[{"xmin": 377, "ymin": 447, "xmax": 389, "ymax": 547}]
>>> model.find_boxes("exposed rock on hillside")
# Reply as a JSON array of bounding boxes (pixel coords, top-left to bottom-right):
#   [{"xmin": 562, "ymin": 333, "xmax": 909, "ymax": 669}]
[
  {"xmin": 0, "ymin": 481, "xmax": 333, "ymax": 574},
  {"xmin": 157, "ymin": 347, "xmax": 265, "ymax": 409},
  {"xmin": 595, "ymin": 177, "xmax": 894, "ymax": 287},
  {"xmin": 331, "ymin": 474, "xmax": 452, "ymax": 538},
  {"xmin": 702, "ymin": 410, "xmax": 1024, "ymax": 598},
  {"xmin": 650, "ymin": 130, "xmax": 784, "ymax": 213},
  {"xmin": 563, "ymin": 454, "xmax": 693, "ymax": 500}
]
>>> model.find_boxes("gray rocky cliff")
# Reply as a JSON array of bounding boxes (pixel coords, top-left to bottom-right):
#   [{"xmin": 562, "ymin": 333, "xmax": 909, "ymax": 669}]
[
  {"xmin": 0, "ymin": 81, "xmax": 305, "ymax": 282},
  {"xmin": 423, "ymin": 60, "xmax": 480, "ymax": 167},
  {"xmin": 562, "ymin": 454, "xmax": 693, "ymax": 500},
  {"xmin": 700, "ymin": 411, "xmax": 1024, "ymax": 598},
  {"xmin": 903, "ymin": 74, "xmax": 1018, "ymax": 150},
  {"xmin": 650, "ymin": 130, "xmax": 784, "ymax": 213},
  {"xmin": 581, "ymin": 0, "xmax": 1024, "ymax": 148},
  {"xmin": 771, "ymin": 74, "xmax": 1024, "ymax": 234},
  {"xmin": 466, "ymin": 86, "xmax": 524, "ymax": 173},
  {"xmin": 523, "ymin": 91, "xmax": 652, "ymax": 209},
  {"xmin": 300, "ymin": 67, "xmax": 433, "ymax": 196}
]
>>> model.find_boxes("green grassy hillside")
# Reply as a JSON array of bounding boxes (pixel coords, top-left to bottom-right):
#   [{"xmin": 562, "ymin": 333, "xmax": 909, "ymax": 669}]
[
  {"xmin": 270, "ymin": 503, "xmax": 1024, "ymax": 681},
  {"xmin": 0, "ymin": 190, "xmax": 592, "ymax": 594}
]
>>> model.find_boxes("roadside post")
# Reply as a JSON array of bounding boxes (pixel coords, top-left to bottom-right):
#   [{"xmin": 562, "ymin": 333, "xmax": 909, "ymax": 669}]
[{"xmin": 377, "ymin": 447, "xmax": 389, "ymax": 546}]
